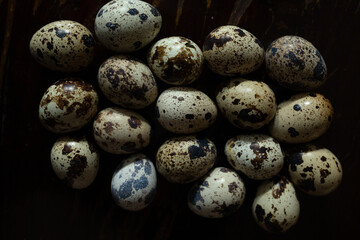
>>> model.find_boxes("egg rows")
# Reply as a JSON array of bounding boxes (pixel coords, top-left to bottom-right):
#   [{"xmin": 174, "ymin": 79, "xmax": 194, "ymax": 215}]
[{"xmin": 30, "ymin": 0, "xmax": 342, "ymax": 233}]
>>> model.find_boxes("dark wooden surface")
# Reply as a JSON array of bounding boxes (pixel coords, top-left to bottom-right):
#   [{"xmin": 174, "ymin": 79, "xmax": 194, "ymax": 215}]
[{"xmin": 1, "ymin": 0, "xmax": 360, "ymax": 239}]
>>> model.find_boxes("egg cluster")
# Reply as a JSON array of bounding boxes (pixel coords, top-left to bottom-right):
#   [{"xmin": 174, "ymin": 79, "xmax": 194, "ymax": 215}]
[{"xmin": 30, "ymin": 0, "xmax": 342, "ymax": 233}]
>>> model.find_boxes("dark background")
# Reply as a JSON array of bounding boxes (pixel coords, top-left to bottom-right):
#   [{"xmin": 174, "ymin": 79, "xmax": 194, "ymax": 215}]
[{"xmin": 1, "ymin": 0, "xmax": 359, "ymax": 239}]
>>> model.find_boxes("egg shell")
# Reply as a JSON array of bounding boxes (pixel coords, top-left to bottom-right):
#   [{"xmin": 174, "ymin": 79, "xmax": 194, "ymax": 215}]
[
  {"xmin": 252, "ymin": 176, "xmax": 300, "ymax": 233},
  {"xmin": 155, "ymin": 87, "xmax": 218, "ymax": 134},
  {"xmin": 93, "ymin": 107, "xmax": 151, "ymax": 154},
  {"xmin": 29, "ymin": 20, "xmax": 95, "ymax": 72},
  {"xmin": 285, "ymin": 144, "xmax": 342, "ymax": 196},
  {"xmin": 111, "ymin": 153, "xmax": 157, "ymax": 211},
  {"xmin": 202, "ymin": 25, "xmax": 264, "ymax": 76},
  {"xmin": 95, "ymin": 0, "xmax": 162, "ymax": 52},
  {"xmin": 225, "ymin": 134, "xmax": 284, "ymax": 180},
  {"xmin": 265, "ymin": 35, "xmax": 327, "ymax": 91},
  {"xmin": 98, "ymin": 55, "xmax": 158, "ymax": 109},
  {"xmin": 147, "ymin": 36, "xmax": 204, "ymax": 85},
  {"xmin": 216, "ymin": 78, "xmax": 276, "ymax": 130},
  {"xmin": 187, "ymin": 167, "xmax": 246, "ymax": 218},
  {"xmin": 156, "ymin": 136, "xmax": 217, "ymax": 184},
  {"xmin": 39, "ymin": 78, "xmax": 99, "ymax": 133},
  {"xmin": 268, "ymin": 92, "xmax": 334, "ymax": 144},
  {"xmin": 50, "ymin": 136, "xmax": 99, "ymax": 189}
]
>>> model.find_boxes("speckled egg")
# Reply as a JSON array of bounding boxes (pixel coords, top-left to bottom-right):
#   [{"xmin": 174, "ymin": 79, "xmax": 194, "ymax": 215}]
[
  {"xmin": 187, "ymin": 167, "xmax": 246, "ymax": 218},
  {"xmin": 147, "ymin": 36, "xmax": 204, "ymax": 85},
  {"xmin": 202, "ymin": 25, "xmax": 264, "ymax": 76},
  {"xmin": 216, "ymin": 78, "xmax": 276, "ymax": 130},
  {"xmin": 98, "ymin": 55, "xmax": 158, "ymax": 109},
  {"xmin": 285, "ymin": 144, "xmax": 342, "ymax": 196},
  {"xmin": 111, "ymin": 153, "xmax": 157, "ymax": 211},
  {"xmin": 29, "ymin": 20, "xmax": 95, "ymax": 72},
  {"xmin": 156, "ymin": 136, "xmax": 216, "ymax": 184},
  {"xmin": 50, "ymin": 136, "xmax": 99, "ymax": 189},
  {"xmin": 95, "ymin": 0, "xmax": 162, "ymax": 52},
  {"xmin": 252, "ymin": 176, "xmax": 300, "ymax": 233},
  {"xmin": 155, "ymin": 87, "xmax": 218, "ymax": 134},
  {"xmin": 225, "ymin": 134, "xmax": 284, "ymax": 180},
  {"xmin": 93, "ymin": 107, "xmax": 151, "ymax": 154},
  {"xmin": 265, "ymin": 35, "xmax": 327, "ymax": 91},
  {"xmin": 39, "ymin": 78, "xmax": 99, "ymax": 133},
  {"xmin": 269, "ymin": 92, "xmax": 334, "ymax": 144}
]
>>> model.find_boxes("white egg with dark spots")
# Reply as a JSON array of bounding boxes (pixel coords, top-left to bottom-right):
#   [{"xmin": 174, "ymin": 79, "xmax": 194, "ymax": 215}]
[
  {"xmin": 187, "ymin": 167, "xmax": 246, "ymax": 218},
  {"xmin": 203, "ymin": 25, "xmax": 264, "ymax": 76},
  {"xmin": 269, "ymin": 92, "xmax": 334, "ymax": 144},
  {"xmin": 93, "ymin": 107, "xmax": 151, "ymax": 154},
  {"xmin": 252, "ymin": 176, "xmax": 300, "ymax": 233},
  {"xmin": 285, "ymin": 144, "xmax": 342, "ymax": 196},
  {"xmin": 147, "ymin": 36, "xmax": 204, "ymax": 85},
  {"xmin": 98, "ymin": 55, "xmax": 158, "ymax": 109},
  {"xmin": 50, "ymin": 136, "xmax": 99, "ymax": 189},
  {"xmin": 225, "ymin": 134, "xmax": 284, "ymax": 180},
  {"xmin": 156, "ymin": 87, "xmax": 218, "ymax": 134},
  {"xmin": 95, "ymin": 0, "xmax": 162, "ymax": 52},
  {"xmin": 111, "ymin": 153, "xmax": 157, "ymax": 211},
  {"xmin": 265, "ymin": 35, "xmax": 327, "ymax": 91},
  {"xmin": 156, "ymin": 136, "xmax": 216, "ymax": 184},
  {"xmin": 29, "ymin": 20, "xmax": 95, "ymax": 72},
  {"xmin": 39, "ymin": 78, "xmax": 99, "ymax": 133},
  {"xmin": 216, "ymin": 78, "xmax": 276, "ymax": 130}
]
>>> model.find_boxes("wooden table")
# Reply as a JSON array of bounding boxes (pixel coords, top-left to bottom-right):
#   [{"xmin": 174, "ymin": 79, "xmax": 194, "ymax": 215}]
[{"xmin": 1, "ymin": 0, "xmax": 359, "ymax": 239}]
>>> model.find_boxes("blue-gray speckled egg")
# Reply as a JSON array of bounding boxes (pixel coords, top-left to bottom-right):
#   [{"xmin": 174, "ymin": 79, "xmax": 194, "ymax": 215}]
[
  {"xmin": 265, "ymin": 35, "xmax": 327, "ymax": 91},
  {"xmin": 111, "ymin": 153, "xmax": 157, "ymax": 211}
]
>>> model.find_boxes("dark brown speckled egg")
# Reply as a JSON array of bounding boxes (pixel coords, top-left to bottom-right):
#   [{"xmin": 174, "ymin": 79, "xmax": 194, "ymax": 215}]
[
  {"xmin": 265, "ymin": 35, "xmax": 327, "ymax": 91},
  {"xmin": 29, "ymin": 20, "xmax": 95, "ymax": 72}
]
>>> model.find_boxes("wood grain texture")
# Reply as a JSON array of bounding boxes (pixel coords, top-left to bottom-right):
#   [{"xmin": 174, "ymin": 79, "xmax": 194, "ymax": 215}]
[{"xmin": 1, "ymin": 0, "xmax": 360, "ymax": 239}]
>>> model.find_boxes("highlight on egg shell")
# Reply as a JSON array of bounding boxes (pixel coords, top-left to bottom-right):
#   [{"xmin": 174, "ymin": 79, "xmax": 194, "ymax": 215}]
[
  {"xmin": 252, "ymin": 176, "xmax": 300, "ymax": 233},
  {"xmin": 202, "ymin": 25, "xmax": 265, "ymax": 76},
  {"xmin": 50, "ymin": 136, "xmax": 99, "ymax": 189},
  {"xmin": 268, "ymin": 92, "xmax": 334, "ymax": 144},
  {"xmin": 147, "ymin": 36, "xmax": 204, "ymax": 85},
  {"xmin": 39, "ymin": 78, "xmax": 99, "ymax": 133},
  {"xmin": 187, "ymin": 167, "xmax": 246, "ymax": 218},
  {"xmin": 94, "ymin": 0, "xmax": 162, "ymax": 52},
  {"xmin": 98, "ymin": 55, "xmax": 158, "ymax": 109},
  {"xmin": 265, "ymin": 35, "xmax": 327, "ymax": 91},
  {"xmin": 156, "ymin": 135, "xmax": 217, "ymax": 184},
  {"xmin": 216, "ymin": 78, "xmax": 277, "ymax": 130},
  {"xmin": 285, "ymin": 144, "xmax": 343, "ymax": 196},
  {"xmin": 155, "ymin": 87, "xmax": 218, "ymax": 134},
  {"xmin": 29, "ymin": 20, "xmax": 96, "ymax": 72},
  {"xmin": 111, "ymin": 153, "xmax": 157, "ymax": 211},
  {"xmin": 93, "ymin": 107, "xmax": 151, "ymax": 154},
  {"xmin": 225, "ymin": 134, "xmax": 284, "ymax": 180}
]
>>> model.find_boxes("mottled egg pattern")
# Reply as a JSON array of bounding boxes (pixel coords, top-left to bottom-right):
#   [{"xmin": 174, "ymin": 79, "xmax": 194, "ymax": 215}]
[
  {"xmin": 98, "ymin": 55, "xmax": 158, "ymax": 109},
  {"xmin": 147, "ymin": 36, "xmax": 204, "ymax": 85},
  {"xmin": 29, "ymin": 20, "xmax": 95, "ymax": 72},
  {"xmin": 188, "ymin": 167, "xmax": 246, "ymax": 218},
  {"xmin": 95, "ymin": 0, "xmax": 162, "ymax": 52},
  {"xmin": 225, "ymin": 134, "xmax": 284, "ymax": 180},
  {"xmin": 39, "ymin": 78, "xmax": 99, "ymax": 133},
  {"xmin": 93, "ymin": 107, "xmax": 151, "ymax": 154},
  {"xmin": 269, "ymin": 92, "xmax": 334, "ymax": 144},
  {"xmin": 203, "ymin": 25, "xmax": 264, "ymax": 76},
  {"xmin": 156, "ymin": 136, "xmax": 216, "ymax": 184},
  {"xmin": 216, "ymin": 78, "xmax": 276, "ymax": 130},
  {"xmin": 156, "ymin": 87, "xmax": 218, "ymax": 134},
  {"xmin": 111, "ymin": 153, "xmax": 157, "ymax": 211},
  {"xmin": 252, "ymin": 176, "xmax": 300, "ymax": 233},
  {"xmin": 51, "ymin": 136, "xmax": 99, "ymax": 189},
  {"xmin": 285, "ymin": 144, "xmax": 342, "ymax": 196},
  {"xmin": 265, "ymin": 35, "xmax": 327, "ymax": 91}
]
